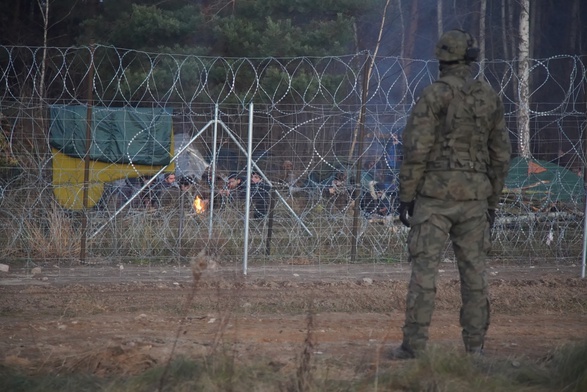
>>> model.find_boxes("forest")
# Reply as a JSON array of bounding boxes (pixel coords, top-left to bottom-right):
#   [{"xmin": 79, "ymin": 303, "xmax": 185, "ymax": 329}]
[
  {"xmin": 0, "ymin": 0, "xmax": 583, "ymax": 60},
  {"xmin": 0, "ymin": 0, "xmax": 585, "ymax": 165}
]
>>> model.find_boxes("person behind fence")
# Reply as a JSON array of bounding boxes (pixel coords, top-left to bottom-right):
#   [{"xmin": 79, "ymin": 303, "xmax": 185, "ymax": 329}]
[
  {"xmin": 114, "ymin": 176, "xmax": 143, "ymax": 208},
  {"xmin": 147, "ymin": 172, "xmax": 178, "ymax": 208},
  {"xmin": 389, "ymin": 29, "xmax": 511, "ymax": 359},
  {"xmin": 226, "ymin": 172, "xmax": 246, "ymax": 201},
  {"xmin": 360, "ymin": 181, "xmax": 393, "ymax": 220},
  {"xmin": 250, "ymin": 171, "xmax": 271, "ymax": 219},
  {"xmin": 386, "ymin": 133, "xmax": 403, "ymax": 192},
  {"xmin": 327, "ymin": 171, "xmax": 348, "ymax": 197},
  {"xmin": 279, "ymin": 159, "xmax": 306, "ymax": 192}
]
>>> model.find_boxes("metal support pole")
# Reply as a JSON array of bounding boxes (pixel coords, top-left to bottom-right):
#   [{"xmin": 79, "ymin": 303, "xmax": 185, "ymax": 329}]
[
  {"xmin": 208, "ymin": 104, "xmax": 220, "ymax": 240},
  {"xmin": 243, "ymin": 102, "xmax": 254, "ymax": 275}
]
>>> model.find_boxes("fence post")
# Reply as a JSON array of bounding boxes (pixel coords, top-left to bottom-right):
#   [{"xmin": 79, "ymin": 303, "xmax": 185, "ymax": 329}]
[
  {"xmin": 79, "ymin": 43, "xmax": 95, "ymax": 263},
  {"xmin": 350, "ymin": 53, "xmax": 371, "ymax": 262},
  {"xmin": 243, "ymin": 102, "xmax": 254, "ymax": 275}
]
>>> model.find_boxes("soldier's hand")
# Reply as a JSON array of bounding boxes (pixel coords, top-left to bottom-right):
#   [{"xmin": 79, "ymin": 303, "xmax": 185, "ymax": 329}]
[
  {"xmin": 487, "ymin": 208, "xmax": 496, "ymax": 231},
  {"xmin": 398, "ymin": 201, "xmax": 414, "ymax": 227}
]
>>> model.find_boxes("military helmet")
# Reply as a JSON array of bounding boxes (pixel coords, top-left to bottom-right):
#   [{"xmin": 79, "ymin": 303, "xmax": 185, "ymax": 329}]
[{"xmin": 435, "ymin": 29, "xmax": 480, "ymax": 63}]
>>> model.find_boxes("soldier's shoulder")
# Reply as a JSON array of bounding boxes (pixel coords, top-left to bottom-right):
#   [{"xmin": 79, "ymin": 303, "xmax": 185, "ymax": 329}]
[
  {"xmin": 420, "ymin": 80, "xmax": 453, "ymax": 102},
  {"xmin": 476, "ymin": 79, "xmax": 499, "ymax": 93}
]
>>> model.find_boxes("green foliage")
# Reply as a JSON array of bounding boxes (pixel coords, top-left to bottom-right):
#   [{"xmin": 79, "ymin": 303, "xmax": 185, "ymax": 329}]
[
  {"xmin": 1, "ymin": 0, "xmax": 385, "ymax": 105},
  {"xmin": 83, "ymin": 3, "xmax": 207, "ymax": 51},
  {"xmin": 81, "ymin": 0, "xmax": 385, "ymax": 57}
]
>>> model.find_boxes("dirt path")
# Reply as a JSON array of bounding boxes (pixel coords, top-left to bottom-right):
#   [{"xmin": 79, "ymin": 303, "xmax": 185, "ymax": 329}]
[{"xmin": 1, "ymin": 263, "xmax": 586, "ymax": 377}]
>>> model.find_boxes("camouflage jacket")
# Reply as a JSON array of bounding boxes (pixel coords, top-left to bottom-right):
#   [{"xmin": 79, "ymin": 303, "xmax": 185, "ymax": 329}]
[{"xmin": 399, "ymin": 64, "xmax": 511, "ymax": 209}]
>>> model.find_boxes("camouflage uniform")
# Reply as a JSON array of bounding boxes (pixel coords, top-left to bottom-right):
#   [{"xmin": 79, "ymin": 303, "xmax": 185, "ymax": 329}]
[{"xmin": 397, "ymin": 31, "xmax": 511, "ymax": 355}]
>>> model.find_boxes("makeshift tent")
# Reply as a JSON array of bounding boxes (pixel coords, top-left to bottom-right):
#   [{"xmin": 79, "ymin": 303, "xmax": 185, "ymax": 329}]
[
  {"xmin": 503, "ymin": 157, "xmax": 584, "ymax": 209},
  {"xmin": 50, "ymin": 106, "xmax": 175, "ymax": 210},
  {"xmin": 173, "ymin": 132, "xmax": 209, "ymax": 181}
]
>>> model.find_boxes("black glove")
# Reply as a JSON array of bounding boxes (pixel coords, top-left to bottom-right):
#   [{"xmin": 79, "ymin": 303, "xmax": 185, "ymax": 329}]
[
  {"xmin": 398, "ymin": 201, "xmax": 414, "ymax": 227},
  {"xmin": 487, "ymin": 209, "xmax": 496, "ymax": 231}
]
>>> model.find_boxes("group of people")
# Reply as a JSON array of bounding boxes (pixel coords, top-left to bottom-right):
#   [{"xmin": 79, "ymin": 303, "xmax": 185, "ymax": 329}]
[
  {"xmin": 113, "ymin": 169, "xmax": 273, "ymax": 220},
  {"xmin": 182, "ymin": 170, "xmax": 272, "ymax": 220},
  {"xmin": 279, "ymin": 156, "xmax": 402, "ymax": 220},
  {"xmin": 218, "ymin": 171, "xmax": 271, "ymax": 219},
  {"xmin": 114, "ymin": 172, "xmax": 179, "ymax": 209}
]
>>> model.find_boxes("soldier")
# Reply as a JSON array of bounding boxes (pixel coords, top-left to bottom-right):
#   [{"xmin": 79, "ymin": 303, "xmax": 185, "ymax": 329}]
[{"xmin": 390, "ymin": 30, "xmax": 511, "ymax": 359}]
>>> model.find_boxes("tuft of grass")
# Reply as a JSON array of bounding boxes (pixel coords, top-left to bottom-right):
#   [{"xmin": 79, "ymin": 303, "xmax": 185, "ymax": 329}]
[
  {"xmin": 23, "ymin": 203, "xmax": 81, "ymax": 259},
  {"xmin": 362, "ymin": 343, "xmax": 587, "ymax": 392},
  {"xmin": 541, "ymin": 340, "xmax": 587, "ymax": 392}
]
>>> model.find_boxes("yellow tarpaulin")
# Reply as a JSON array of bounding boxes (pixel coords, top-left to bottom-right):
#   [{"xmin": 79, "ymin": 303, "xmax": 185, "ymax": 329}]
[{"xmin": 52, "ymin": 148, "xmax": 175, "ymax": 210}]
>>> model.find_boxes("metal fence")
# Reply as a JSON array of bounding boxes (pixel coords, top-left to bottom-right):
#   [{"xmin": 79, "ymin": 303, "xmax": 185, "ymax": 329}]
[{"xmin": 0, "ymin": 45, "xmax": 586, "ymax": 271}]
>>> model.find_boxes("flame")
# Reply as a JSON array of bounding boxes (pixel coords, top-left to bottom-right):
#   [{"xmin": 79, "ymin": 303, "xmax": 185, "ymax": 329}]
[{"xmin": 193, "ymin": 196, "xmax": 205, "ymax": 213}]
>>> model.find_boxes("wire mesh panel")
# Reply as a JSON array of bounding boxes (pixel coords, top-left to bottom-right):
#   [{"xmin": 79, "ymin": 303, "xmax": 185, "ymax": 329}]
[{"xmin": 0, "ymin": 45, "xmax": 585, "ymax": 270}]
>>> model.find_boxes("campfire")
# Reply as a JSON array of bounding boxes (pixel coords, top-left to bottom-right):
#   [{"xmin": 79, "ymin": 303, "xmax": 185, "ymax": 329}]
[{"xmin": 193, "ymin": 196, "xmax": 206, "ymax": 214}]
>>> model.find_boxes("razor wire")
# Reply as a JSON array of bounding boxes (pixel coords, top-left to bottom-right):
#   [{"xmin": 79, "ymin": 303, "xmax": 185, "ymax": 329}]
[{"xmin": 0, "ymin": 45, "xmax": 586, "ymax": 267}]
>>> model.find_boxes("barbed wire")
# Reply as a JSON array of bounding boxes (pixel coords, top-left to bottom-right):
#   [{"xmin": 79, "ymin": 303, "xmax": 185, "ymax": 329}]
[{"xmin": 0, "ymin": 45, "xmax": 585, "ymax": 267}]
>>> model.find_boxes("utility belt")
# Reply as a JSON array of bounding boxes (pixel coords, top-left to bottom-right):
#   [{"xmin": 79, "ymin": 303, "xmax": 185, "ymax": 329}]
[{"xmin": 426, "ymin": 160, "xmax": 487, "ymax": 173}]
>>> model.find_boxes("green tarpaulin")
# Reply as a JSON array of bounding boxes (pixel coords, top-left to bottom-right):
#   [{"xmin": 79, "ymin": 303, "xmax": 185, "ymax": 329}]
[
  {"xmin": 504, "ymin": 157, "xmax": 584, "ymax": 203},
  {"xmin": 49, "ymin": 106, "xmax": 173, "ymax": 166}
]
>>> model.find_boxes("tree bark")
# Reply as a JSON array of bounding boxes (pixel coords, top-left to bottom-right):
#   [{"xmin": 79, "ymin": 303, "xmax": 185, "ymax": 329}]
[
  {"xmin": 517, "ymin": 0, "xmax": 531, "ymax": 158},
  {"xmin": 37, "ymin": 0, "xmax": 49, "ymax": 101},
  {"xmin": 501, "ymin": 0, "xmax": 509, "ymax": 59},
  {"xmin": 404, "ymin": 0, "xmax": 419, "ymax": 61},
  {"xmin": 437, "ymin": 0, "xmax": 443, "ymax": 39},
  {"xmin": 478, "ymin": 0, "xmax": 486, "ymax": 79},
  {"xmin": 348, "ymin": 0, "xmax": 391, "ymax": 161},
  {"xmin": 398, "ymin": 0, "xmax": 405, "ymax": 59},
  {"xmin": 507, "ymin": 0, "xmax": 516, "ymax": 62}
]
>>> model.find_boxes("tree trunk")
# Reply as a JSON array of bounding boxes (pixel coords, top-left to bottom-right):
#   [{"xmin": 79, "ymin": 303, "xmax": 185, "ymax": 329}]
[
  {"xmin": 404, "ymin": 0, "xmax": 419, "ymax": 61},
  {"xmin": 398, "ymin": 0, "xmax": 405, "ymax": 59},
  {"xmin": 517, "ymin": 0, "xmax": 531, "ymax": 158},
  {"xmin": 507, "ymin": 0, "xmax": 516, "ymax": 62},
  {"xmin": 478, "ymin": 0, "xmax": 486, "ymax": 79},
  {"xmin": 348, "ymin": 0, "xmax": 391, "ymax": 161},
  {"xmin": 437, "ymin": 0, "xmax": 443, "ymax": 39},
  {"xmin": 529, "ymin": 0, "xmax": 538, "ymax": 59},
  {"xmin": 37, "ymin": 0, "xmax": 49, "ymax": 101},
  {"xmin": 400, "ymin": 0, "xmax": 418, "ymax": 103},
  {"xmin": 501, "ymin": 0, "xmax": 508, "ymax": 59}
]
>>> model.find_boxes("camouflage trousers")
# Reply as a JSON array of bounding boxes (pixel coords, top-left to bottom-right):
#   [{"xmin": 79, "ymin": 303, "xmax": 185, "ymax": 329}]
[{"xmin": 402, "ymin": 196, "xmax": 491, "ymax": 353}]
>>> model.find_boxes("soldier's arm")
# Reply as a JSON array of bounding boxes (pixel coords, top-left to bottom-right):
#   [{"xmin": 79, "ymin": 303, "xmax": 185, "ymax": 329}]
[
  {"xmin": 399, "ymin": 87, "xmax": 444, "ymax": 202},
  {"xmin": 486, "ymin": 97, "xmax": 512, "ymax": 210}
]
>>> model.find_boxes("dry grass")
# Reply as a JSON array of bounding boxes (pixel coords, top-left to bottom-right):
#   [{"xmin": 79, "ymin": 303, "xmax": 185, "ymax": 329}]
[
  {"xmin": 23, "ymin": 203, "xmax": 81, "ymax": 259},
  {"xmin": 3, "ymin": 340, "xmax": 586, "ymax": 392}
]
